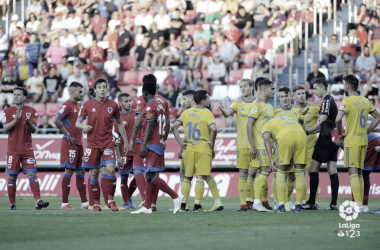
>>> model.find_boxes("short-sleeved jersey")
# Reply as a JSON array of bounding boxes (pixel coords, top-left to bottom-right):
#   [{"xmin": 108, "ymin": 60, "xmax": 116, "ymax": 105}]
[
  {"xmin": 141, "ymin": 99, "xmax": 166, "ymax": 155},
  {"xmin": 339, "ymin": 95, "xmax": 376, "ymax": 147},
  {"xmin": 177, "ymin": 106, "xmax": 216, "ymax": 156},
  {"xmin": 135, "ymin": 94, "xmax": 169, "ymax": 143},
  {"xmin": 263, "ymin": 116, "xmax": 304, "ymax": 142},
  {"xmin": 78, "ymin": 98, "xmax": 121, "ymax": 148},
  {"xmin": 229, "ymin": 98, "xmax": 255, "ymax": 149},
  {"xmin": 248, "ymin": 98, "xmax": 274, "ymax": 149},
  {"xmin": 3, "ymin": 105, "xmax": 38, "ymax": 154},
  {"xmin": 303, "ymin": 102, "xmax": 320, "ymax": 149},
  {"xmin": 274, "ymin": 104, "xmax": 303, "ymax": 123},
  {"xmin": 114, "ymin": 110, "xmax": 136, "ymax": 156},
  {"xmin": 320, "ymin": 95, "xmax": 338, "ymax": 124},
  {"xmin": 57, "ymin": 99, "xmax": 83, "ymax": 145}
]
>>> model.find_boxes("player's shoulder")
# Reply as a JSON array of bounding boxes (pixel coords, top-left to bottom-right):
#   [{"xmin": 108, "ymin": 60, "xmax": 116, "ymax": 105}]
[
  {"xmin": 4, "ymin": 106, "xmax": 15, "ymax": 114},
  {"xmin": 274, "ymin": 105, "xmax": 281, "ymax": 110},
  {"xmin": 306, "ymin": 102, "xmax": 318, "ymax": 108},
  {"xmin": 292, "ymin": 105, "xmax": 302, "ymax": 110}
]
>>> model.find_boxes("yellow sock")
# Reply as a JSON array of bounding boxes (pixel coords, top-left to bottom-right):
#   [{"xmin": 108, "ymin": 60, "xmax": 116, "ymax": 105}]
[
  {"xmin": 295, "ymin": 169, "xmax": 306, "ymax": 205},
  {"xmin": 194, "ymin": 179, "xmax": 204, "ymax": 205},
  {"xmin": 238, "ymin": 177, "xmax": 248, "ymax": 205},
  {"xmin": 206, "ymin": 176, "xmax": 220, "ymax": 202},
  {"xmin": 255, "ymin": 172, "xmax": 269, "ymax": 203},
  {"xmin": 358, "ymin": 175, "xmax": 364, "ymax": 204},
  {"xmin": 250, "ymin": 177, "xmax": 255, "ymax": 200},
  {"xmin": 349, "ymin": 174, "xmax": 362, "ymax": 207},
  {"xmin": 315, "ymin": 184, "xmax": 320, "ymax": 203},
  {"xmin": 277, "ymin": 170, "xmax": 287, "ymax": 205},
  {"xmin": 287, "ymin": 179, "xmax": 295, "ymax": 202},
  {"xmin": 285, "ymin": 178, "xmax": 289, "ymax": 203},
  {"xmin": 302, "ymin": 175, "xmax": 308, "ymax": 203},
  {"xmin": 246, "ymin": 177, "xmax": 255, "ymax": 202},
  {"xmin": 272, "ymin": 175, "xmax": 278, "ymax": 201},
  {"xmin": 262, "ymin": 177, "xmax": 269, "ymax": 202},
  {"xmin": 181, "ymin": 179, "xmax": 191, "ymax": 203}
]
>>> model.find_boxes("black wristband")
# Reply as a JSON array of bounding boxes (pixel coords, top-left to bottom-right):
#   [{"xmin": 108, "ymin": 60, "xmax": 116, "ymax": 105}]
[{"xmin": 306, "ymin": 130, "xmax": 310, "ymax": 136}]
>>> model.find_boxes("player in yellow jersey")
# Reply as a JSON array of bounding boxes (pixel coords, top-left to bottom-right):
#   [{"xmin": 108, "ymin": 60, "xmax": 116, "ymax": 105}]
[
  {"xmin": 292, "ymin": 84, "xmax": 321, "ymax": 209},
  {"xmin": 219, "ymin": 79, "xmax": 256, "ymax": 211},
  {"xmin": 272, "ymin": 87, "xmax": 304, "ymax": 211},
  {"xmin": 172, "ymin": 90, "xmax": 220, "ymax": 212},
  {"xmin": 336, "ymin": 75, "xmax": 380, "ymax": 212},
  {"xmin": 263, "ymin": 116, "xmax": 307, "ymax": 213},
  {"xmin": 247, "ymin": 79, "xmax": 275, "ymax": 212},
  {"xmin": 176, "ymin": 90, "xmax": 223, "ymax": 212}
]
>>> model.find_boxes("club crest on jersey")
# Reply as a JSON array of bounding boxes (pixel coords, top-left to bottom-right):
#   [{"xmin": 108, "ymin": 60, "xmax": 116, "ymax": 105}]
[
  {"xmin": 69, "ymin": 158, "xmax": 74, "ymax": 163},
  {"xmin": 84, "ymin": 157, "xmax": 89, "ymax": 162},
  {"xmin": 104, "ymin": 149, "xmax": 113, "ymax": 155},
  {"xmin": 3, "ymin": 114, "xmax": 6, "ymax": 123},
  {"xmin": 108, "ymin": 107, "xmax": 113, "ymax": 113},
  {"xmin": 7, "ymin": 164, "xmax": 11, "ymax": 169},
  {"xmin": 27, "ymin": 158, "xmax": 35, "ymax": 164},
  {"xmin": 26, "ymin": 113, "xmax": 31, "ymax": 119}
]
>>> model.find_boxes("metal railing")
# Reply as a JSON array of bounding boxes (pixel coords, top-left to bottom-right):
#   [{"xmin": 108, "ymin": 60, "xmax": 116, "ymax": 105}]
[
  {"xmin": 284, "ymin": 33, "xmax": 295, "ymax": 67},
  {"xmin": 288, "ymin": 64, "xmax": 299, "ymax": 89},
  {"xmin": 336, "ymin": 15, "xmax": 343, "ymax": 43},
  {"xmin": 333, "ymin": 0, "xmax": 337, "ymax": 33},
  {"xmin": 304, "ymin": 48, "xmax": 313, "ymax": 80},
  {"xmin": 348, "ymin": 0, "xmax": 358, "ymax": 23},
  {"xmin": 313, "ymin": 2, "xmax": 323, "ymax": 35},
  {"xmin": 299, "ymin": 16, "xmax": 309, "ymax": 50},
  {"xmin": 5, "ymin": 0, "xmax": 9, "ymax": 35}
]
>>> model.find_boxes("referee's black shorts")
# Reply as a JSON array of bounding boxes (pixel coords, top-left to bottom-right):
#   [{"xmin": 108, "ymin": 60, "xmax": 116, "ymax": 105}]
[{"xmin": 312, "ymin": 136, "xmax": 339, "ymax": 163}]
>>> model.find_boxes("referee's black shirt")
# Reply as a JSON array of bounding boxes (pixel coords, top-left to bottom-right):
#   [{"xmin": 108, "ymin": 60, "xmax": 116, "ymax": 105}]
[{"xmin": 319, "ymin": 95, "xmax": 338, "ymax": 125}]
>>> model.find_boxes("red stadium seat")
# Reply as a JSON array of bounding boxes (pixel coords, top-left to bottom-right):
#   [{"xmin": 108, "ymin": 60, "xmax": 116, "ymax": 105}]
[
  {"xmin": 123, "ymin": 87, "xmax": 134, "ymax": 95},
  {"xmin": 184, "ymin": 10, "xmax": 197, "ymax": 24},
  {"xmin": 241, "ymin": 53, "xmax": 255, "ymax": 69},
  {"xmin": 120, "ymin": 56, "xmax": 135, "ymax": 70},
  {"xmin": 226, "ymin": 70, "xmax": 243, "ymax": 84},
  {"xmin": 137, "ymin": 71, "xmax": 152, "ymax": 85},
  {"xmin": 212, "ymin": 102, "xmax": 222, "ymax": 117},
  {"xmin": 241, "ymin": 38, "xmax": 258, "ymax": 53},
  {"xmin": 122, "ymin": 71, "xmax": 138, "ymax": 85},
  {"xmin": 45, "ymin": 103, "xmax": 60, "ymax": 117},
  {"xmin": 258, "ymin": 38, "xmax": 273, "ymax": 51},
  {"xmin": 48, "ymin": 118, "xmax": 56, "ymax": 128},
  {"xmin": 274, "ymin": 53, "xmax": 287, "ymax": 68},
  {"xmin": 33, "ymin": 103, "xmax": 46, "ymax": 117}
]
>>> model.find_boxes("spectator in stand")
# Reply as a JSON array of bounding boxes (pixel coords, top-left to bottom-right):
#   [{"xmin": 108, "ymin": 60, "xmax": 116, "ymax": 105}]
[
  {"xmin": 355, "ymin": 46, "xmax": 377, "ymax": 81},
  {"xmin": 134, "ymin": 35, "xmax": 150, "ymax": 70},
  {"xmin": 194, "ymin": 24, "xmax": 212, "ymax": 45},
  {"xmin": 89, "ymin": 38, "xmax": 105, "ymax": 70},
  {"xmin": 168, "ymin": 99, "xmax": 178, "ymax": 124},
  {"xmin": 193, "ymin": 69, "xmax": 208, "ymax": 90},
  {"xmin": 190, "ymin": 0, "xmax": 208, "ymax": 24},
  {"xmin": 75, "ymin": 57, "xmax": 101, "ymax": 78},
  {"xmin": 0, "ymin": 26, "xmax": 9, "ymax": 58},
  {"xmin": 252, "ymin": 51, "xmax": 270, "ymax": 79},
  {"xmin": 356, "ymin": 3, "xmax": 371, "ymax": 26},
  {"xmin": 38, "ymin": 115, "xmax": 56, "ymax": 135},
  {"xmin": 341, "ymin": 35, "xmax": 357, "ymax": 58},
  {"xmin": 241, "ymin": 0, "xmax": 255, "ymax": 14},
  {"xmin": 87, "ymin": 69, "xmax": 97, "ymax": 90},
  {"xmin": 26, "ymin": 0, "xmax": 43, "ymax": 20},
  {"xmin": 154, "ymin": 6, "xmax": 171, "ymax": 34},
  {"xmin": 162, "ymin": 68, "xmax": 180, "ymax": 94},
  {"xmin": 153, "ymin": 0, "xmax": 167, "ymax": 14},
  {"xmin": 216, "ymin": 36, "xmax": 240, "ymax": 69},
  {"xmin": 355, "ymin": 23, "xmax": 368, "ymax": 53},
  {"xmin": 26, "ymin": 13, "xmax": 41, "ymax": 33},
  {"xmin": 235, "ymin": 6, "xmax": 252, "ymax": 40},
  {"xmin": 12, "ymin": 27, "xmax": 29, "ymax": 57},
  {"xmin": 108, "ymin": 11, "xmax": 122, "ymax": 32},
  {"xmin": 9, "ymin": 14, "xmax": 24, "ymax": 37},
  {"xmin": 103, "ymin": 52, "xmax": 120, "ymax": 98},
  {"xmin": 222, "ymin": 0, "xmax": 239, "ymax": 15},
  {"xmin": 361, "ymin": 66, "xmax": 380, "ymax": 98},
  {"xmin": 320, "ymin": 34, "xmax": 341, "ymax": 68},
  {"xmin": 81, "ymin": 11, "xmax": 94, "ymax": 34},
  {"xmin": 26, "ymin": 68, "xmax": 44, "ymax": 103},
  {"xmin": 159, "ymin": 42, "xmax": 180, "ymax": 69},
  {"xmin": 65, "ymin": 9, "xmax": 82, "ymax": 34},
  {"xmin": 181, "ymin": 69, "xmax": 194, "ymax": 90},
  {"xmin": 221, "ymin": 11, "xmax": 233, "ymax": 31},
  {"xmin": 179, "ymin": 27, "xmax": 193, "ymax": 52},
  {"xmin": 166, "ymin": 0, "xmax": 186, "ymax": 16},
  {"xmin": 25, "ymin": 33, "xmax": 40, "ymax": 76},
  {"xmin": 93, "ymin": 0, "xmax": 118, "ymax": 19},
  {"xmin": 40, "ymin": 58, "xmax": 52, "ymax": 76},
  {"xmin": 38, "ymin": 11, "xmax": 52, "ymax": 42},
  {"xmin": 368, "ymin": 16, "xmax": 380, "ymax": 49},
  {"xmin": 15, "ymin": 57, "xmax": 30, "ymax": 87},
  {"xmin": 135, "ymin": 25, "xmax": 148, "ymax": 47},
  {"xmin": 66, "ymin": 0, "xmax": 82, "ymax": 12},
  {"xmin": 45, "ymin": 38, "xmax": 67, "ymax": 65},
  {"xmin": 42, "ymin": 67, "xmax": 62, "ymax": 103},
  {"xmin": 277, "ymin": 16, "xmax": 301, "ymax": 55},
  {"xmin": 305, "ymin": 62, "xmax": 325, "ymax": 98},
  {"xmin": 57, "ymin": 56, "xmax": 73, "ymax": 84},
  {"xmin": 47, "ymin": 12, "xmax": 66, "ymax": 38},
  {"xmin": 48, "ymin": 0, "xmax": 68, "ymax": 17},
  {"xmin": 59, "ymin": 29, "xmax": 77, "ymax": 57},
  {"xmin": 149, "ymin": 22, "xmax": 165, "ymax": 45},
  {"xmin": 264, "ymin": 6, "xmax": 287, "ymax": 38},
  {"xmin": 72, "ymin": 43, "xmax": 87, "ymax": 59},
  {"xmin": 205, "ymin": 0, "xmax": 224, "ymax": 24},
  {"xmin": 91, "ymin": 9, "xmax": 108, "ymax": 40},
  {"xmin": 189, "ymin": 38, "xmax": 209, "ymax": 70},
  {"xmin": 0, "ymin": 72, "xmax": 17, "ymax": 107},
  {"xmin": 163, "ymin": 84, "xmax": 178, "ymax": 106},
  {"xmin": 332, "ymin": 53, "xmax": 355, "ymax": 82},
  {"xmin": 207, "ymin": 54, "xmax": 226, "ymax": 85},
  {"xmin": 134, "ymin": 7, "xmax": 154, "ymax": 32},
  {"xmin": 168, "ymin": 8, "xmax": 183, "ymax": 40},
  {"xmin": 77, "ymin": 28, "xmax": 93, "ymax": 49},
  {"xmin": 108, "ymin": 25, "xmax": 120, "ymax": 56},
  {"xmin": 145, "ymin": 38, "xmax": 162, "ymax": 70},
  {"xmin": 0, "ymin": 103, "xmax": 10, "ymax": 128},
  {"xmin": 67, "ymin": 68, "xmax": 87, "ymax": 88}
]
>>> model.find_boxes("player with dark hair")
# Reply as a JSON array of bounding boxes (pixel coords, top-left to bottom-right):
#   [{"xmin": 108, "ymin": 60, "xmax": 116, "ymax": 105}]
[
  {"xmin": 54, "ymin": 82, "xmax": 88, "ymax": 209},
  {"xmin": 4, "ymin": 87, "xmax": 49, "ymax": 210},
  {"xmin": 131, "ymin": 82, "xmax": 182, "ymax": 214},
  {"xmin": 336, "ymin": 75, "xmax": 380, "ymax": 213},
  {"xmin": 76, "ymin": 78, "xmax": 129, "ymax": 212}
]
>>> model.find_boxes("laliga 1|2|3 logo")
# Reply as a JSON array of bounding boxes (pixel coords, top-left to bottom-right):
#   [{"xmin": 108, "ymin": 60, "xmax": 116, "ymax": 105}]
[{"xmin": 337, "ymin": 201, "xmax": 360, "ymax": 238}]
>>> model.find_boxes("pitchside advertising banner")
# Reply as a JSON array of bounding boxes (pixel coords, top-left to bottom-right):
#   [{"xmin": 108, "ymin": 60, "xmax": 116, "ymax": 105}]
[{"xmin": 1, "ymin": 135, "xmax": 380, "ymax": 198}]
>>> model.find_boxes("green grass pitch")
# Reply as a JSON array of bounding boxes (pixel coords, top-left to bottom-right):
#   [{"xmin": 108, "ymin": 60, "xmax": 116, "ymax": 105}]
[{"xmin": 1, "ymin": 196, "xmax": 380, "ymax": 250}]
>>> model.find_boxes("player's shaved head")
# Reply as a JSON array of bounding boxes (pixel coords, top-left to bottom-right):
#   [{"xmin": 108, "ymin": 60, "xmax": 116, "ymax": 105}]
[
  {"xmin": 118, "ymin": 93, "xmax": 130, "ymax": 102},
  {"xmin": 258, "ymin": 79, "xmax": 273, "ymax": 90},
  {"xmin": 69, "ymin": 81, "xmax": 84, "ymax": 102},
  {"xmin": 142, "ymin": 82, "xmax": 156, "ymax": 95},
  {"xmin": 142, "ymin": 74, "xmax": 157, "ymax": 84},
  {"xmin": 69, "ymin": 81, "xmax": 83, "ymax": 89},
  {"xmin": 255, "ymin": 77, "xmax": 266, "ymax": 91},
  {"xmin": 183, "ymin": 90, "xmax": 195, "ymax": 97},
  {"xmin": 343, "ymin": 74, "xmax": 359, "ymax": 92},
  {"xmin": 194, "ymin": 90, "xmax": 208, "ymax": 105}
]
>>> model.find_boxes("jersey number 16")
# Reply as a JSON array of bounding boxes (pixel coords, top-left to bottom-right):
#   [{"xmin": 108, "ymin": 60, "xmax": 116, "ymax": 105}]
[{"xmin": 186, "ymin": 122, "xmax": 201, "ymax": 141}]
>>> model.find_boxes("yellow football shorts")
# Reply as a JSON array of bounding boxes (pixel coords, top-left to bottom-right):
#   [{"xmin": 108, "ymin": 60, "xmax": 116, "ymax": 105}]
[
  {"xmin": 305, "ymin": 150, "xmax": 313, "ymax": 170},
  {"xmin": 236, "ymin": 148, "xmax": 250, "ymax": 169},
  {"xmin": 344, "ymin": 146, "xmax": 367, "ymax": 169},
  {"xmin": 184, "ymin": 151, "xmax": 212, "ymax": 177},
  {"xmin": 278, "ymin": 132, "xmax": 307, "ymax": 166},
  {"xmin": 250, "ymin": 149, "xmax": 271, "ymax": 169}
]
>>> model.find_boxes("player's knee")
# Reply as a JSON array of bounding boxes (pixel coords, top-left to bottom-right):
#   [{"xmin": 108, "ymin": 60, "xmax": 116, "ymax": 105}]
[
  {"xmin": 248, "ymin": 168, "xmax": 256, "ymax": 177},
  {"xmin": 65, "ymin": 168, "xmax": 74, "ymax": 176},
  {"xmin": 239, "ymin": 169, "xmax": 248, "ymax": 177},
  {"xmin": 26, "ymin": 172, "xmax": 36, "ymax": 178},
  {"xmin": 288, "ymin": 172, "xmax": 295, "ymax": 181},
  {"xmin": 76, "ymin": 169, "xmax": 85, "ymax": 176},
  {"xmin": 185, "ymin": 176, "xmax": 193, "ymax": 181},
  {"xmin": 196, "ymin": 175, "xmax": 206, "ymax": 180},
  {"xmin": 8, "ymin": 174, "xmax": 17, "ymax": 181},
  {"xmin": 145, "ymin": 172, "xmax": 155, "ymax": 182},
  {"xmin": 91, "ymin": 170, "xmax": 99, "ymax": 180}
]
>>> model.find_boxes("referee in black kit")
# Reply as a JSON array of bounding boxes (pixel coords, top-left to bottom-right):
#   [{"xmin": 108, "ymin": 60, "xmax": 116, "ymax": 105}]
[{"xmin": 302, "ymin": 78, "xmax": 340, "ymax": 210}]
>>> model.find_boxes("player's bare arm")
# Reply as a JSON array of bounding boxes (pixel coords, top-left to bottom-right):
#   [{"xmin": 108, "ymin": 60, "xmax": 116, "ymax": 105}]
[
  {"xmin": 116, "ymin": 117, "xmax": 129, "ymax": 154},
  {"xmin": 164, "ymin": 119, "xmax": 170, "ymax": 141},
  {"xmin": 263, "ymin": 132, "xmax": 275, "ymax": 171},
  {"xmin": 247, "ymin": 118, "xmax": 257, "ymax": 160},
  {"xmin": 54, "ymin": 114, "xmax": 75, "ymax": 144},
  {"xmin": 171, "ymin": 120, "xmax": 187, "ymax": 149},
  {"xmin": 114, "ymin": 144, "xmax": 123, "ymax": 167},
  {"xmin": 140, "ymin": 120, "xmax": 155, "ymax": 158},
  {"xmin": 300, "ymin": 119, "xmax": 306, "ymax": 131},
  {"xmin": 335, "ymin": 111, "xmax": 346, "ymax": 141},
  {"xmin": 75, "ymin": 117, "xmax": 93, "ymax": 132},
  {"xmin": 128, "ymin": 113, "xmax": 142, "ymax": 152},
  {"xmin": 209, "ymin": 124, "xmax": 217, "ymax": 159},
  {"xmin": 218, "ymin": 103, "xmax": 235, "ymax": 117},
  {"xmin": 3, "ymin": 108, "xmax": 22, "ymax": 133},
  {"xmin": 306, "ymin": 114, "xmax": 328, "ymax": 134},
  {"xmin": 367, "ymin": 109, "xmax": 380, "ymax": 133}
]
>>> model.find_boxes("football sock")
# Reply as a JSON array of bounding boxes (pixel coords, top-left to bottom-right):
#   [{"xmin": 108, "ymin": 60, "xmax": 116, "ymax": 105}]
[
  {"xmin": 276, "ymin": 170, "xmax": 287, "ymax": 205},
  {"xmin": 309, "ymin": 172, "xmax": 319, "ymax": 204},
  {"xmin": 144, "ymin": 180, "xmax": 154, "ymax": 209},
  {"xmin": 349, "ymin": 174, "xmax": 362, "ymax": 206},
  {"xmin": 134, "ymin": 171, "xmax": 146, "ymax": 201},
  {"xmin": 262, "ymin": 175, "xmax": 269, "ymax": 202},
  {"xmin": 285, "ymin": 178, "xmax": 289, "ymax": 203},
  {"xmin": 363, "ymin": 171, "xmax": 370, "ymax": 206},
  {"xmin": 295, "ymin": 169, "xmax": 306, "ymax": 205},
  {"xmin": 315, "ymin": 184, "xmax": 320, "ymax": 203},
  {"xmin": 87, "ymin": 175, "xmax": 94, "ymax": 205},
  {"xmin": 100, "ymin": 174, "xmax": 108, "ymax": 205},
  {"xmin": 329, "ymin": 173, "xmax": 339, "ymax": 206},
  {"xmin": 62, "ymin": 173, "xmax": 71, "ymax": 203},
  {"xmin": 272, "ymin": 175, "xmax": 278, "ymax": 201},
  {"xmin": 28, "ymin": 176, "xmax": 41, "ymax": 202},
  {"xmin": 181, "ymin": 179, "xmax": 191, "ymax": 203},
  {"xmin": 206, "ymin": 176, "xmax": 220, "ymax": 203},
  {"xmin": 302, "ymin": 173, "xmax": 308, "ymax": 203},
  {"xmin": 246, "ymin": 177, "xmax": 254, "ymax": 202},
  {"xmin": 7, "ymin": 178, "xmax": 16, "ymax": 204},
  {"xmin": 152, "ymin": 173, "xmax": 160, "ymax": 205},
  {"xmin": 120, "ymin": 175, "xmax": 129, "ymax": 203},
  {"xmin": 195, "ymin": 179, "xmax": 204, "ymax": 205},
  {"xmin": 250, "ymin": 176, "xmax": 255, "ymax": 200},
  {"xmin": 128, "ymin": 177, "xmax": 137, "ymax": 197},
  {"xmin": 255, "ymin": 172, "xmax": 269, "ymax": 204},
  {"xmin": 76, "ymin": 174, "xmax": 87, "ymax": 203},
  {"xmin": 107, "ymin": 175, "xmax": 117, "ymax": 202},
  {"xmin": 238, "ymin": 176, "xmax": 247, "ymax": 205},
  {"xmin": 90, "ymin": 179, "xmax": 101, "ymax": 206},
  {"xmin": 358, "ymin": 174, "xmax": 364, "ymax": 205},
  {"xmin": 152, "ymin": 176, "xmax": 178, "ymax": 199},
  {"xmin": 287, "ymin": 179, "xmax": 295, "ymax": 202}
]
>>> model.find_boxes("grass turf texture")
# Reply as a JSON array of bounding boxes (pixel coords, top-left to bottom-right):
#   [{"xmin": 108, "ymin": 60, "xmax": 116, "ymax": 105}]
[{"xmin": 1, "ymin": 197, "xmax": 380, "ymax": 250}]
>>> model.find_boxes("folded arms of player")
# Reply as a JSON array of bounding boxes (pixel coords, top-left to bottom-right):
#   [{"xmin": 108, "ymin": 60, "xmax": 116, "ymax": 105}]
[
  {"xmin": 247, "ymin": 118, "xmax": 257, "ymax": 160},
  {"xmin": 115, "ymin": 117, "xmax": 129, "ymax": 154},
  {"xmin": 140, "ymin": 120, "xmax": 154, "ymax": 159},
  {"xmin": 305, "ymin": 114, "xmax": 328, "ymax": 135},
  {"xmin": 54, "ymin": 114, "xmax": 75, "ymax": 144},
  {"xmin": 128, "ymin": 113, "xmax": 142, "ymax": 153},
  {"xmin": 263, "ymin": 131, "xmax": 276, "ymax": 171}
]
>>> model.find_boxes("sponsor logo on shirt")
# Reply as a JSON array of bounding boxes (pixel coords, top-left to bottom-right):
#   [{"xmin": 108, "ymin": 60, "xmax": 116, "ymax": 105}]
[
  {"xmin": 146, "ymin": 106, "xmax": 151, "ymax": 111},
  {"xmin": 92, "ymin": 108, "xmax": 96, "ymax": 112},
  {"xmin": 12, "ymin": 115, "xmax": 16, "ymax": 118},
  {"xmin": 59, "ymin": 105, "xmax": 66, "ymax": 114},
  {"xmin": 104, "ymin": 149, "xmax": 113, "ymax": 155},
  {"xmin": 74, "ymin": 109, "xmax": 77, "ymax": 112},
  {"xmin": 136, "ymin": 105, "xmax": 141, "ymax": 111},
  {"xmin": 123, "ymin": 121, "xmax": 127, "ymax": 125},
  {"xmin": 340, "ymin": 105, "xmax": 346, "ymax": 109},
  {"xmin": 146, "ymin": 112, "xmax": 153, "ymax": 119},
  {"xmin": 3, "ymin": 114, "xmax": 6, "ymax": 123},
  {"xmin": 137, "ymin": 100, "xmax": 141, "ymax": 104},
  {"xmin": 27, "ymin": 158, "xmax": 35, "ymax": 164},
  {"xmin": 108, "ymin": 107, "xmax": 113, "ymax": 113}
]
